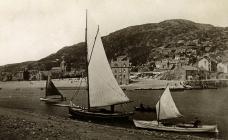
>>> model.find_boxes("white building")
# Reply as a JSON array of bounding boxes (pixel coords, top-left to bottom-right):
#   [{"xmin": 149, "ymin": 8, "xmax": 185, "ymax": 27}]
[
  {"xmin": 217, "ymin": 62, "xmax": 228, "ymax": 73},
  {"xmin": 110, "ymin": 56, "xmax": 130, "ymax": 85},
  {"xmin": 198, "ymin": 58, "xmax": 211, "ymax": 71}
]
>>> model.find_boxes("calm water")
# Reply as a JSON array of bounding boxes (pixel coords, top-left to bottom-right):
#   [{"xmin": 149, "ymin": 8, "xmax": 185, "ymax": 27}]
[{"xmin": 0, "ymin": 87, "xmax": 227, "ymax": 139}]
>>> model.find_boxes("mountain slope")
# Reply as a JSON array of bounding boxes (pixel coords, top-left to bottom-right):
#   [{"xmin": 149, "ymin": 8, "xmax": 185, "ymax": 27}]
[
  {"xmin": 1, "ymin": 19, "xmax": 228, "ymax": 73},
  {"xmin": 103, "ymin": 19, "xmax": 228, "ymax": 65}
]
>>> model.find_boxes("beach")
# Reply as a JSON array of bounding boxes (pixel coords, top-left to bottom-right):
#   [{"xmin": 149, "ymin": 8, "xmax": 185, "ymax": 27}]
[{"xmin": 0, "ymin": 106, "xmax": 212, "ymax": 140}]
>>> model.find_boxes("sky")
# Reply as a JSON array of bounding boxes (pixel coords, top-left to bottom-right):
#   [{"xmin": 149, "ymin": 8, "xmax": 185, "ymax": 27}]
[{"xmin": 0, "ymin": 0, "xmax": 228, "ymax": 66}]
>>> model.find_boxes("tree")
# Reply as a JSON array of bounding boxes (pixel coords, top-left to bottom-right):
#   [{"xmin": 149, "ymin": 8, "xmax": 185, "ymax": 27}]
[{"xmin": 23, "ymin": 70, "xmax": 30, "ymax": 81}]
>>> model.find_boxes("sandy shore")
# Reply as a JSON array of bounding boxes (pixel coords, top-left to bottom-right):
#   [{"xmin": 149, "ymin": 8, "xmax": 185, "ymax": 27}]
[{"xmin": 0, "ymin": 107, "xmax": 216, "ymax": 140}]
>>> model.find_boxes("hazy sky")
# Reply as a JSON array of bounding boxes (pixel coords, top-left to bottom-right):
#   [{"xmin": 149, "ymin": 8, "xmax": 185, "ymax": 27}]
[{"xmin": 0, "ymin": 0, "xmax": 228, "ymax": 66}]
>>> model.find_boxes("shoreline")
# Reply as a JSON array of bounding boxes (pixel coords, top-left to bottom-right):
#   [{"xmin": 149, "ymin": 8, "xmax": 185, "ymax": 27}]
[
  {"xmin": 0, "ymin": 107, "xmax": 214, "ymax": 140},
  {"xmin": 1, "ymin": 79, "xmax": 227, "ymax": 90},
  {"xmin": 0, "ymin": 79, "xmax": 182, "ymax": 89}
]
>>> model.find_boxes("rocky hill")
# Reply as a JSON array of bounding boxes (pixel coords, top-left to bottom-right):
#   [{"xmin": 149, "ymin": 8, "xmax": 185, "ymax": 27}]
[{"xmin": 1, "ymin": 19, "xmax": 228, "ymax": 73}]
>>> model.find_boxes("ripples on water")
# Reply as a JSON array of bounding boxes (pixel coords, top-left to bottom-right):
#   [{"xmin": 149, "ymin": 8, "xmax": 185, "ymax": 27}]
[{"xmin": 0, "ymin": 87, "xmax": 227, "ymax": 139}]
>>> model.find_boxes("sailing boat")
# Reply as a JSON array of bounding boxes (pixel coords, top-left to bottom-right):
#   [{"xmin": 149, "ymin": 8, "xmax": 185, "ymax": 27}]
[
  {"xmin": 40, "ymin": 75, "xmax": 66, "ymax": 103},
  {"xmin": 68, "ymin": 11, "xmax": 133, "ymax": 120},
  {"xmin": 133, "ymin": 85, "xmax": 218, "ymax": 133}
]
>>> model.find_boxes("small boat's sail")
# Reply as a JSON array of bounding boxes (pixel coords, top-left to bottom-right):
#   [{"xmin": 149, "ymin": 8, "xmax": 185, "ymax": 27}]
[
  {"xmin": 45, "ymin": 76, "xmax": 64, "ymax": 99},
  {"xmin": 87, "ymin": 14, "xmax": 130, "ymax": 108},
  {"xmin": 156, "ymin": 85, "xmax": 182, "ymax": 120}
]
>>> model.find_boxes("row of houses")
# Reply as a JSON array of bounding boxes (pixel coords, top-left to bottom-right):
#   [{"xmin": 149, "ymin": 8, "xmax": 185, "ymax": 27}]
[
  {"xmin": 2, "ymin": 54, "xmax": 227, "ymax": 84},
  {"xmin": 0, "ymin": 59, "xmax": 68, "ymax": 81},
  {"xmin": 0, "ymin": 70, "xmax": 49, "ymax": 81},
  {"xmin": 193, "ymin": 57, "xmax": 228, "ymax": 74},
  {"xmin": 155, "ymin": 56, "xmax": 227, "ymax": 73},
  {"xmin": 0, "ymin": 56, "xmax": 131, "ymax": 85}
]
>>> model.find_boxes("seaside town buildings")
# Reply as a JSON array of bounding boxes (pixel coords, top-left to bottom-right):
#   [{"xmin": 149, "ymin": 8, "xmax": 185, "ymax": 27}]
[
  {"xmin": 151, "ymin": 55, "xmax": 221, "ymax": 81},
  {"xmin": 50, "ymin": 58, "xmax": 67, "ymax": 79},
  {"xmin": 0, "ymin": 52, "xmax": 227, "ymax": 82},
  {"xmin": 0, "ymin": 58, "xmax": 69, "ymax": 81},
  {"xmin": 111, "ymin": 56, "xmax": 130, "ymax": 85}
]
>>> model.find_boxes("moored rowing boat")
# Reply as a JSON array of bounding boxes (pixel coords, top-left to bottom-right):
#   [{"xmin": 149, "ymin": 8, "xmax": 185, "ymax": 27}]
[{"xmin": 133, "ymin": 120, "xmax": 218, "ymax": 133}]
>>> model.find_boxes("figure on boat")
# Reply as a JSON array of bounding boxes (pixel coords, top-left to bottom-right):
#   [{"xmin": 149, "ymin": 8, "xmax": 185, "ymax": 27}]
[
  {"xmin": 40, "ymin": 75, "xmax": 66, "ymax": 103},
  {"xmin": 193, "ymin": 117, "xmax": 201, "ymax": 128}
]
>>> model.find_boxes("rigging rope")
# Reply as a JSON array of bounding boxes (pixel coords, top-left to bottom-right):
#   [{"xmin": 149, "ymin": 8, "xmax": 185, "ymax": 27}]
[
  {"xmin": 70, "ymin": 78, "xmax": 83, "ymax": 101},
  {"xmin": 120, "ymin": 104, "xmax": 125, "ymax": 112},
  {"xmin": 88, "ymin": 25, "xmax": 99, "ymax": 65}
]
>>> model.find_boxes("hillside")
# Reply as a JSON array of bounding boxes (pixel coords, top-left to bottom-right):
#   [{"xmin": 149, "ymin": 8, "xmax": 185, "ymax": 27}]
[
  {"xmin": 1, "ymin": 19, "xmax": 228, "ymax": 73},
  {"xmin": 103, "ymin": 19, "xmax": 228, "ymax": 65}
]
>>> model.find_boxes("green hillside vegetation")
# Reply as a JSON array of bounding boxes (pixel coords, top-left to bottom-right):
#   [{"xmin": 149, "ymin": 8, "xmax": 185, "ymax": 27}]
[{"xmin": 1, "ymin": 19, "xmax": 228, "ymax": 73}]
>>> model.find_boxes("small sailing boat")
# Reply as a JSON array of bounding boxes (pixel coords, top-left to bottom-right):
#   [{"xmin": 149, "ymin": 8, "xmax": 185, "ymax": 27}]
[
  {"xmin": 134, "ymin": 103, "xmax": 156, "ymax": 112},
  {"xmin": 68, "ymin": 11, "xmax": 133, "ymax": 121},
  {"xmin": 40, "ymin": 76, "xmax": 66, "ymax": 103},
  {"xmin": 133, "ymin": 85, "xmax": 218, "ymax": 133}
]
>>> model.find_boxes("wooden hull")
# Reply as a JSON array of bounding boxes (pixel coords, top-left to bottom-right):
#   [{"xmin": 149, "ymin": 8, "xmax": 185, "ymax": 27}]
[
  {"xmin": 53, "ymin": 103, "xmax": 69, "ymax": 107},
  {"xmin": 134, "ymin": 106, "xmax": 156, "ymax": 112},
  {"xmin": 69, "ymin": 105, "xmax": 134, "ymax": 121},
  {"xmin": 133, "ymin": 120, "xmax": 218, "ymax": 133}
]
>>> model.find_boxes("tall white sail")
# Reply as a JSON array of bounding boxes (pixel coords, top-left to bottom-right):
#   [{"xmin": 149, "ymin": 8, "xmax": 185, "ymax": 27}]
[
  {"xmin": 87, "ymin": 15, "xmax": 130, "ymax": 107},
  {"xmin": 156, "ymin": 86, "xmax": 182, "ymax": 120}
]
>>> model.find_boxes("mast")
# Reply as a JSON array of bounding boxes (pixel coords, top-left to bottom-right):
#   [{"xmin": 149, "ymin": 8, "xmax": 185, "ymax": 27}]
[
  {"xmin": 45, "ymin": 76, "xmax": 48, "ymax": 97},
  {"xmin": 82, "ymin": 11, "xmax": 130, "ymax": 108},
  {"xmin": 157, "ymin": 97, "xmax": 161, "ymax": 125},
  {"xmin": 157, "ymin": 84, "xmax": 168, "ymax": 125},
  {"xmin": 85, "ymin": 10, "xmax": 90, "ymax": 110}
]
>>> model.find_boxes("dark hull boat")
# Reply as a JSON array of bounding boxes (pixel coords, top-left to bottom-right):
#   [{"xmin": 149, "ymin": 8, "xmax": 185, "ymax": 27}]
[
  {"xmin": 69, "ymin": 11, "xmax": 133, "ymax": 121},
  {"xmin": 134, "ymin": 106, "xmax": 156, "ymax": 113},
  {"xmin": 40, "ymin": 76, "xmax": 66, "ymax": 104},
  {"xmin": 69, "ymin": 102, "xmax": 133, "ymax": 121}
]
